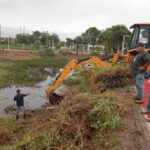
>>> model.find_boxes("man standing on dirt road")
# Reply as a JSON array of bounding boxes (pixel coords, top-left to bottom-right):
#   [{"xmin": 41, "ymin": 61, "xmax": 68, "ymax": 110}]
[
  {"xmin": 131, "ymin": 42, "xmax": 150, "ymax": 104},
  {"xmin": 14, "ymin": 89, "xmax": 30, "ymax": 120}
]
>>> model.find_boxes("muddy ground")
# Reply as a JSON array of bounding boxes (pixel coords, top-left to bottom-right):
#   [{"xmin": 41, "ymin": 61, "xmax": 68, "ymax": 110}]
[
  {"xmin": 0, "ymin": 49, "xmax": 90, "ymax": 60},
  {"xmin": 0, "ymin": 49, "xmax": 41, "ymax": 60}
]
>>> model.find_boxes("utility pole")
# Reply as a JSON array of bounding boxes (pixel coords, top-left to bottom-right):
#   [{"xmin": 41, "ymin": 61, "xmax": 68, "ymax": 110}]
[
  {"xmin": 8, "ymin": 37, "xmax": 9, "ymax": 50},
  {"xmin": 122, "ymin": 35, "xmax": 129, "ymax": 53}
]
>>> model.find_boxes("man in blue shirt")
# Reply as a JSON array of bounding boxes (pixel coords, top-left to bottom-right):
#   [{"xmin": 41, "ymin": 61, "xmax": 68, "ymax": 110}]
[{"xmin": 14, "ymin": 89, "xmax": 30, "ymax": 120}]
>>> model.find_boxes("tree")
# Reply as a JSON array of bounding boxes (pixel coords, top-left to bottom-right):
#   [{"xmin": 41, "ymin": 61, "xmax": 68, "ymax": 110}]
[
  {"xmin": 102, "ymin": 25, "xmax": 131, "ymax": 53},
  {"xmin": 74, "ymin": 36, "xmax": 82, "ymax": 55},
  {"xmin": 56, "ymin": 41, "xmax": 65, "ymax": 49},
  {"xmin": 41, "ymin": 32, "xmax": 50, "ymax": 48},
  {"xmin": 49, "ymin": 34, "xmax": 60, "ymax": 47},
  {"xmin": 66, "ymin": 38, "xmax": 73, "ymax": 49},
  {"xmin": 32, "ymin": 31, "xmax": 42, "ymax": 48},
  {"xmin": 85, "ymin": 27, "xmax": 99, "ymax": 52},
  {"xmin": 81, "ymin": 33, "xmax": 89, "ymax": 50}
]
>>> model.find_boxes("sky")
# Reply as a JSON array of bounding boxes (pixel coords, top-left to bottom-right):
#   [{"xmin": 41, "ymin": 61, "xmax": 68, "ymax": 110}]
[{"xmin": 0, "ymin": 0, "xmax": 150, "ymax": 40}]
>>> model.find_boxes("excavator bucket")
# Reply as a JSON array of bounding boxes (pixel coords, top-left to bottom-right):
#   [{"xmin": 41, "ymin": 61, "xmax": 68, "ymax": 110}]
[{"xmin": 48, "ymin": 93, "xmax": 64, "ymax": 105}]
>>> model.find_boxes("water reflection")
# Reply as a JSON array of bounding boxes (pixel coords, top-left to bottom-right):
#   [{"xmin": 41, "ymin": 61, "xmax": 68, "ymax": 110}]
[{"xmin": 0, "ymin": 67, "xmax": 64, "ymax": 117}]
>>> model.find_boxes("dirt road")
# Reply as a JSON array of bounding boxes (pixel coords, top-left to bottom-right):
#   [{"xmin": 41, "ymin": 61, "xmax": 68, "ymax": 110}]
[
  {"xmin": 0, "ymin": 49, "xmax": 41, "ymax": 60},
  {"xmin": 0, "ymin": 49, "xmax": 90, "ymax": 60}
]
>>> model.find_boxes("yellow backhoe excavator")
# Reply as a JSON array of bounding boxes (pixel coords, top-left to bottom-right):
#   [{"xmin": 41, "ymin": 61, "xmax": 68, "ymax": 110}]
[
  {"xmin": 113, "ymin": 23, "xmax": 150, "ymax": 65},
  {"xmin": 46, "ymin": 23, "xmax": 150, "ymax": 105},
  {"xmin": 46, "ymin": 56, "xmax": 112, "ymax": 104}
]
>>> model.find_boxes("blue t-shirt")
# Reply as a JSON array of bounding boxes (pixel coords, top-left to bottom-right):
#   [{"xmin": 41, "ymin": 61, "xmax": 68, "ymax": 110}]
[{"xmin": 14, "ymin": 94, "xmax": 27, "ymax": 106}]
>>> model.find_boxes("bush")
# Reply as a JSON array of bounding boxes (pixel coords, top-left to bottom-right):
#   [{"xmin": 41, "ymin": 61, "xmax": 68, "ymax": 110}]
[
  {"xmin": 40, "ymin": 49, "xmax": 55, "ymax": 58},
  {"xmin": 59, "ymin": 49, "xmax": 70, "ymax": 55},
  {"xmin": 63, "ymin": 76, "xmax": 81, "ymax": 86},
  {"xmin": 90, "ymin": 51, "xmax": 101, "ymax": 57},
  {"xmin": 80, "ymin": 65, "xmax": 133, "ymax": 92}
]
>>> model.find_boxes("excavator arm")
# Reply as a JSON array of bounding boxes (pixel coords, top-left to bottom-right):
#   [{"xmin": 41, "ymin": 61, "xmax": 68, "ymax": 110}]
[
  {"xmin": 112, "ymin": 52, "xmax": 134, "ymax": 64},
  {"xmin": 45, "ymin": 56, "xmax": 111, "ymax": 105},
  {"xmin": 46, "ymin": 59, "xmax": 78, "ymax": 95}
]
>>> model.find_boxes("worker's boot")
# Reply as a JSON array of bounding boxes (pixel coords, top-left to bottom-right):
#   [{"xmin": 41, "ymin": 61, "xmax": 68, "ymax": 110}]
[
  {"xmin": 24, "ymin": 114, "xmax": 27, "ymax": 119},
  {"xmin": 16, "ymin": 115, "xmax": 19, "ymax": 120}
]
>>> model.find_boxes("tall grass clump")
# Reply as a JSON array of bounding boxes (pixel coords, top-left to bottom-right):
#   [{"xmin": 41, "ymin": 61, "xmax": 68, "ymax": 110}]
[
  {"xmin": 80, "ymin": 64, "xmax": 133, "ymax": 92},
  {"xmin": 40, "ymin": 48, "xmax": 55, "ymax": 58}
]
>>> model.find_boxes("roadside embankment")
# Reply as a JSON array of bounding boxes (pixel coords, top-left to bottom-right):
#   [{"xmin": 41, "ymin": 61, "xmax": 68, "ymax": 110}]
[{"xmin": 0, "ymin": 65, "xmax": 143, "ymax": 150}]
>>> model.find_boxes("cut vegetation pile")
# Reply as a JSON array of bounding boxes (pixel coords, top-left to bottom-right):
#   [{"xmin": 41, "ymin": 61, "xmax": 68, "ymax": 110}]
[
  {"xmin": 80, "ymin": 65, "xmax": 133, "ymax": 92},
  {"xmin": 1, "ymin": 91, "xmax": 133, "ymax": 150}
]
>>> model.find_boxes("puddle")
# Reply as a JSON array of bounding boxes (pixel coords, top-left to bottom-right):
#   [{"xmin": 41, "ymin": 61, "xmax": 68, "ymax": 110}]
[{"xmin": 0, "ymin": 67, "xmax": 65, "ymax": 117}]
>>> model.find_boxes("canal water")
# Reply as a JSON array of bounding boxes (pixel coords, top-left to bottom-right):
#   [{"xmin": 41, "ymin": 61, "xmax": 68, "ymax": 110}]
[{"xmin": 0, "ymin": 67, "xmax": 64, "ymax": 117}]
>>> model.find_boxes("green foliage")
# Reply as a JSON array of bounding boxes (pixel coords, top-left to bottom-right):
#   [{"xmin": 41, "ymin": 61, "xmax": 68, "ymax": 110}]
[
  {"xmin": 55, "ymin": 41, "xmax": 65, "ymax": 49},
  {"xmin": 0, "ymin": 118, "xmax": 23, "ymax": 145},
  {"xmin": 0, "ymin": 65, "xmax": 134, "ymax": 149},
  {"xmin": 16, "ymin": 31, "xmax": 60, "ymax": 50},
  {"xmin": 90, "ymin": 51, "xmax": 101, "ymax": 57},
  {"xmin": 10, "ymin": 133, "xmax": 54, "ymax": 150},
  {"xmin": 63, "ymin": 76, "xmax": 81, "ymax": 86},
  {"xmin": 80, "ymin": 65, "xmax": 133, "ymax": 92},
  {"xmin": 89, "ymin": 98, "xmax": 121, "ymax": 147},
  {"xmin": 58, "ymin": 49, "xmax": 70, "ymax": 55},
  {"xmin": 0, "ymin": 58, "xmax": 68, "ymax": 87},
  {"xmin": 85, "ymin": 27, "xmax": 100, "ymax": 48},
  {"xmin": 40, "ymin": 49, "xmax": 55, "ymax": 58},
  {"xmin": 101, "ymin": 25, "xmax": 131, "ymax": 52},
  {"xmin": 73, "ymin": 36, "xmax": 83, "ymax": 54},
  {"xmin": 66, "ymin": 38, "xmax": 74, "ymax": 49}
]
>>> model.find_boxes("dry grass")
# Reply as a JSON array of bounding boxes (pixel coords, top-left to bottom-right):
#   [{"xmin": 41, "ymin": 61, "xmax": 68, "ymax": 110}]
[{"xmin": 80, "ymin": 64, "xmax": 133, "ymax": 93}]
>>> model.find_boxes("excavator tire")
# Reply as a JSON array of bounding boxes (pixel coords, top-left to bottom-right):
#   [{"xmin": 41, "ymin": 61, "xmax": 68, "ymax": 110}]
[{"xmin": 49, "ymin": 93, "xmax": 64, "ymax": 105}]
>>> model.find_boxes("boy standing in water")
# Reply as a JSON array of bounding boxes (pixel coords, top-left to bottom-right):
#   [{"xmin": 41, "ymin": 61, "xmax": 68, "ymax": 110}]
[{"xmin": 14, "ymin": 89, "xmax": 30, "ymax": 120}]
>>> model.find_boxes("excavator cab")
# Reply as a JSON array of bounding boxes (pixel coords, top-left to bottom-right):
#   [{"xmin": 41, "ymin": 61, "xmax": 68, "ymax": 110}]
[{"xmin": 129, "ymin": 23, "xmax": 150, "ymax": 55}]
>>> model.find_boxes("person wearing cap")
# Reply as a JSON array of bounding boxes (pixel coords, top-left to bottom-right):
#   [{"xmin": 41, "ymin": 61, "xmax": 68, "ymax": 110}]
[{"xmin": 130, "ymin": 42, "xmax": 150, "ymax": 104}]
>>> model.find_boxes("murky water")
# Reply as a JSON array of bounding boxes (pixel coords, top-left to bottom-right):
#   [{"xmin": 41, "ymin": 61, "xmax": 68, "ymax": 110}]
[{"xmin": 0, "ymin": 67, "xmax": 64, "ymax": 117}]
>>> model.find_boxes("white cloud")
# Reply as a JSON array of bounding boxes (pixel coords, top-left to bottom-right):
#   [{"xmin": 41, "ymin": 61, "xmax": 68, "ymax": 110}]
[{"xmin": 0, "ymin": 0, "xmax": 150, "ymax": 40}]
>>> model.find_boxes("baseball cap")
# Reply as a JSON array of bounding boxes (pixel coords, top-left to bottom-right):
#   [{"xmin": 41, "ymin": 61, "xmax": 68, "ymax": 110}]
[{"xmin": 136, "ymin": 42, "xmax": 145, "ymax": 47}]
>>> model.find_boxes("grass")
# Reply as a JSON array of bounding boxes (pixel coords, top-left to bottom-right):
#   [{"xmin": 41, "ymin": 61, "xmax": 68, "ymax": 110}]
[
  {"xmin": 0, "ymin": 90, "xmax": 134, "ymax": 150},
  {"xmin": 0, "ymin": 64, "xmax": 135, "ymax": 149},
  {"xmin": 63, "ymin": 75, "xmax": 81, "ymax": 86},
  {"xmin": 79, "ymin": 64, "xmax": 132, "ymax": 93},
  {"xmin": 39, "ymin": 49, "xmax": 55, "ymax": 57},
  {"xmin": 58, "ymin": 49, "xmax": 71, "ymax": 55},
  {"xmin": 4, "ymin": 105, "xmax": 16, "ymax": 114},
  {"xmin": 0, "ymin": 118, "xmax": 24, "ymax": 145},
  {"xmin": 0, "ymin": 58, "xmax": 68, "ymax": 87}
]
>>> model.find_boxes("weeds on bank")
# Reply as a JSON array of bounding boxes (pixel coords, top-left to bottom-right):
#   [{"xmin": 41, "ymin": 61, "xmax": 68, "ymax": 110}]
[
  {"xmin": 80, "ymin": 64, "xmax": 133, "ymax": 93},
  {"xmin": 0, "ymin": 58, "xmax": 68, "ymax": 87},
  {"xmin": 0, "ymin": 64, "xmax": 134, "ymax": 149},
  {"xmin": 63, "ymin": 75, "xmax": 81, "ymax": 86},
  {"xmin": 0, "ymin": 118, "xmax": 24, "ymax": 145},
  {"xmin": 40, "ymin": 49, "xmax": 55, "ymax": 58},
  {"xmin": 59, "ymin": 49, "xmax": 71, "ymax": 55},
  {"xmin": 1, "ymin": 90, "xmax": 133, "ymax": 150}
]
